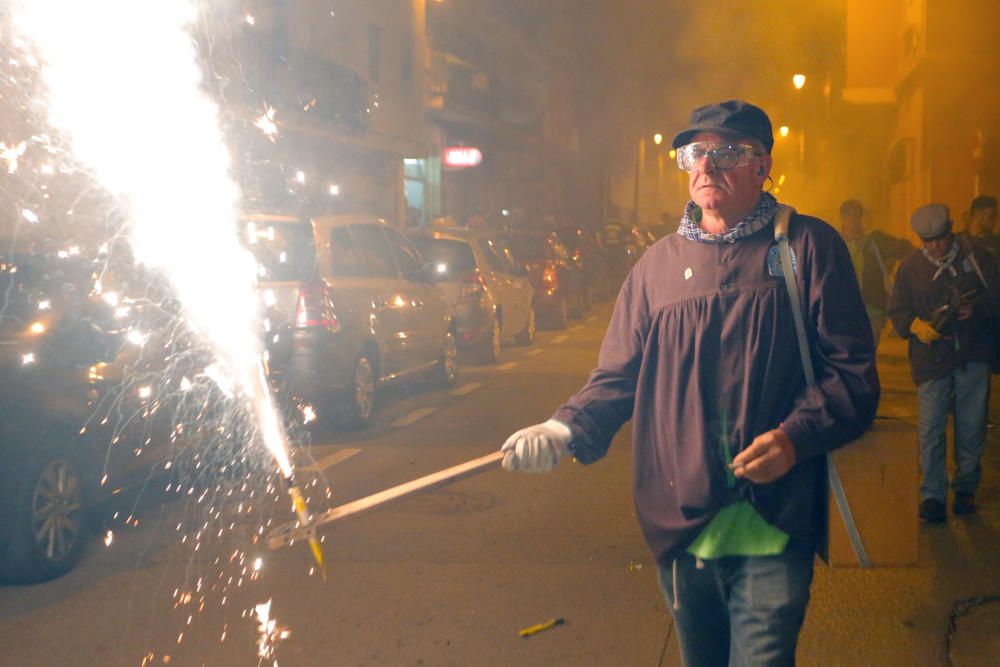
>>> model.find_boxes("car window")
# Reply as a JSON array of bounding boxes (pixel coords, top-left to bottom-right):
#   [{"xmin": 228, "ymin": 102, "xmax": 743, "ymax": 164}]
[
  {"xmin": 411, "ymin": 238, "xmax": 476, "ymax": 277},
  {"xmin": 244, "ymin": 220, "xmax": 315, "ymax": 282},
  {"xmin": 382, "ymin": 227, "xmax": 424, "ymax": 276},
  {"xmin": 505, "ymin": 235, "xmax": 546, "ymax": 261},
  {"xmin": 350, "ymin": 224, "xmax": 396, "ymax": 278},
  {"xmin": 328, "ymin": 226, "xmax": 368, "ymax": 277},
  {"xmin": 476, "ymin": 238, "xmax": 509, "ymax": 273}
]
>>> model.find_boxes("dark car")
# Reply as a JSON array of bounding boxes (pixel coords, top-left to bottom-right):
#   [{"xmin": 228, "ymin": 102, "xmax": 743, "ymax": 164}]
[
  {"xmin": 0, "ymin": 248, "xmax": 175, "ymax": 583},
  {"xmin": 244, "ymin": 214, "xmax": 458, "ymax": 429},
  {"xmin": 553, "ymin": 227, "xmax": 614, "ymax": 302},
  {"xmin": 503, "ymin": 232, "xmax": 588, "ymax": 329},
  {"xmin": 407, "ymin": 227, "xmax": 535, "ymax": 363}
]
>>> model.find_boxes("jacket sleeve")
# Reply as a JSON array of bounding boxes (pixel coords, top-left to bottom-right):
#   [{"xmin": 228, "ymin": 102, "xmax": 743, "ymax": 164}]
[
  {"xmin": 876, "ymin": 230, "xmax": 916, "ymax": 264},
  {"xmin": 551, "ymin": 264, "xmax": 650, "ymax": 463},
  {"xmin": 971, "ymin": 247, "xmax": 1000, "ymax": 317},
  {"xmin": 887, "ymin": 256, "xmax": 918, "ymax": 337},
  {"xmin": 780, "ymin": 220, "xmax": 881, "ymax": 462}
]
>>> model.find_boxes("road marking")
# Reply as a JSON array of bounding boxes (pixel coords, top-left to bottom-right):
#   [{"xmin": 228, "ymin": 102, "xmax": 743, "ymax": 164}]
[
  {"xmin": 392, "ymin": 407, "xmax": 438, "ymax": 428},
  {"xmin": 496, "ymin": 361, "xmax": 520, "ymax": 371},
  {"xmin": 526, "ymin": 348, "xmax": 544, "ymax": 357},
  {"xmin": 551, "ymin": 335, "xmax": 569, "ymax": 343},
  {"xmin": 299, "ymin": 448, "xmax": 361, "ymax": 472},
  {"xmin": 569, "ymin": 324, "xmax": 585, "ymax": 331},
  {"xmin": 586, "ymin": 315, "xmax": 598, "ymax": 322},
  {"xmin": 451, "ymin": 382, "xmax": 482, "ymax": 397}
]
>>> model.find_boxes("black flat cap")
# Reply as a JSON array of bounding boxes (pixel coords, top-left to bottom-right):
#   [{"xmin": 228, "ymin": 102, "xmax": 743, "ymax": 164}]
[
  {"xmin": 910, "ymin": 203, "xmax": 951, "ymax": 240},
  {"xmin": 672, "ymin": 100, "xmax": 774, "ymax": 153}
]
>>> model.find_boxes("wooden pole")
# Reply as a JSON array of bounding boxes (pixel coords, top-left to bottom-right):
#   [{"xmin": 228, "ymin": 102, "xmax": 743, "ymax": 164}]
[{"xmin": 266, "ymin": 451, "xmax": 504, "ymax": 550}]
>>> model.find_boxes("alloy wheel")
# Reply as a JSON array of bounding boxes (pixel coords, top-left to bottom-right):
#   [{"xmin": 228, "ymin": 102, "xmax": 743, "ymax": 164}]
[
  {"xmin": 353, "ymin": 355, "xmax": 376, "ymax": 422},
  {"xmin": 31, "ymin": 459, "xmax": 84, "ymax": 563}
]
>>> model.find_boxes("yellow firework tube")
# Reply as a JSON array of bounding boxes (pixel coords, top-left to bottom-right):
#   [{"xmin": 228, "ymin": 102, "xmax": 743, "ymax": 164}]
[{"xmin": 288, "ymin": 483, "xmax": 326, "ymax": 580}]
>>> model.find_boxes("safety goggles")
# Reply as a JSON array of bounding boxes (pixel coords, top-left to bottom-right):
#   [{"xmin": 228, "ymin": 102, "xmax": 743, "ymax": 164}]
[{"xmin": 675, "ymin": 142, "xmax": 759, "ymax": 172}]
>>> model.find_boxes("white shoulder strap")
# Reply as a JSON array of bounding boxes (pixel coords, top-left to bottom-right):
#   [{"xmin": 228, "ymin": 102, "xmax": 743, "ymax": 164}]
[{"xmin": 772, "ymin": 205, "xmax": 872, "ymax": 568}]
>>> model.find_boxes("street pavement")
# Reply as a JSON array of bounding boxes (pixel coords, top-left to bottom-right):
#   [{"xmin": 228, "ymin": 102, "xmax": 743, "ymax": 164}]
[{"xmin": 0, "ymin": 303, "xmax": 998, "ymax": 666}]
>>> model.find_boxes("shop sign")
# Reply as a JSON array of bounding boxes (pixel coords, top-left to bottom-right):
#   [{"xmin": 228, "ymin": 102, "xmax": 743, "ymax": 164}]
[{"xmin": 442, "ymin": 146, "xmax": 483, "ymax": 169}]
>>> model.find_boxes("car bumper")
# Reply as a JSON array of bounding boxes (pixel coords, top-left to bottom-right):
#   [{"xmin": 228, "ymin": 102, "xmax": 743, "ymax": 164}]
[{"xmin": 274, "ymin": 328, "xmax": 359, "ymax": 405}]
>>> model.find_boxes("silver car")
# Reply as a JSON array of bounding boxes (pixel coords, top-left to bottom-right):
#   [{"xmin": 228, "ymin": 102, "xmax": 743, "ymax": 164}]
[{"xmin": 407, "ymin": 227, "xmax": 535, "ymax": 363}]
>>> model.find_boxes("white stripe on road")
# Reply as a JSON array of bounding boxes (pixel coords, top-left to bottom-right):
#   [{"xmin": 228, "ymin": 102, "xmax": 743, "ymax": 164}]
[
  {"xmin": 496, "ymin": 361, "xmax": 520, "ymax": 371},
  {"xmin": 450, "ymin": 382, "xmax": 482, "ymax": 397},
  {"xmin": 551, "ymin": 335, "xmax": 569, "ymax": 343},
  {"xmin": 586, "ymin": 316, "xmax": 598, "ymax": 322},
  {"xmin": 299, "ymin": 448, "xmax": 361, "ymax": 472},
  {"xmin": 526, "ymin": 348, "xmax": 544, "ymax": 357},
  {"xmin": 392, "ymin": 407, "xmax": 438, "ymax": 428},
  {"xmin": 569, "ymin": 324, "xmax": 585, "ymax": 331}
]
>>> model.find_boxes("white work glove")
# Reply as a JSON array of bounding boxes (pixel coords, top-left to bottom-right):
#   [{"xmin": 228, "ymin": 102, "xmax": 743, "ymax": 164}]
[{"xmin": 501, "ymin": 419, "xmax": 573, "ymax": 473}]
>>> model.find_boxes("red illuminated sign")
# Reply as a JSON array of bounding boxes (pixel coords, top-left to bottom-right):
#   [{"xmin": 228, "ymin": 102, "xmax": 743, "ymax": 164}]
[{"xmin": 442, "ymin": 146, "xmax": 483, "ymax": 169}]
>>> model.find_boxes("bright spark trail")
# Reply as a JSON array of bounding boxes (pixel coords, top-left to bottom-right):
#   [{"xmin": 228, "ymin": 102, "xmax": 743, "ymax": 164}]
[{"xmin": 13, "ymin": 0, "xmax": 324, "ymax": 651}]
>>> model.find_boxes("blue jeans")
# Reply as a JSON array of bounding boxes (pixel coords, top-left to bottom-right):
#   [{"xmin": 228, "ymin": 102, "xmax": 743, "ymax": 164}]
[
  {"xmin": 657, "ymin": 542, "xmax": 815, "ymax": 667},
  {"xmin": 916, "ymin": 362, "xmax": 990, "ymax": 502}
]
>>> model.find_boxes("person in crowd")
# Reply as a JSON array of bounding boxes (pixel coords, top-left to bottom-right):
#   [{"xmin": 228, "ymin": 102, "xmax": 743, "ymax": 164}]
[
  {"xmin": 966, "ymin": 195, "xmax": 999, "ymax": 260},
  {"xmin": 499, "ymin": 100, "xmax": 879, "ymax": 666},
  {"xmin": 838, "ymin": 199, "xmax": 914, "ymax": 346},
  {"xmin": 888, "ymin": 203, "xmax": 1000, "ymax": 523}
]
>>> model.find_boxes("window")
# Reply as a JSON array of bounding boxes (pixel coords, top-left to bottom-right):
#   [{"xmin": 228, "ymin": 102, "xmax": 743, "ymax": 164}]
[
  {"xmin": 477, "ymin": 239, "xmax": 509, "ymax": 273},
  {"xmin": 328, "ymin": 226, "xmax": 367, "ymax": 277},
  {"xmin": 350, "ymin": 224, "xmax": 395, "ymax": 278},
  {"xmin": 383, "ymin": 227, "xmax": 424, "ymax": 276},
  {"xmin": 244, "ymin": 220, "xmax": 315, "ymax": 282},
  {"xmin": 412, "ymin": 238, "xmax": 476, "ymax": 277}
]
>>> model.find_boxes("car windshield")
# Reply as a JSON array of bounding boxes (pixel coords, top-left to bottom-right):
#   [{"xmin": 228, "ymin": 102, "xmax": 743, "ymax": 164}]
[
  {"xmin": 411, "ymin": 238, "xmax": 476, "ymax": 278},
  {"xmin": 0, "ymin": 251, "xmax": 98, "ymax": 335},
  {"xmin": 243, "ymin": 220, "xmax": 315, "ymax": 282},
  {"xmin": 504, "ymin": 235, "xmax": 547, "ymax": 261}
]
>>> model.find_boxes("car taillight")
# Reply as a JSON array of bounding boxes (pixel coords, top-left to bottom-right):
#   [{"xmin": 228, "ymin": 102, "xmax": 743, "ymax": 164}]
[
  {"xmin": 460, "ymin": 271, "xmax": 486, "ymax": 298},
  {"xmin": 542, "ymin": 263, "xmax": 558, "ymax": 290},
  {"xmin": 294, "ymin": 282, "xmax": 341, "ymax": 331}
]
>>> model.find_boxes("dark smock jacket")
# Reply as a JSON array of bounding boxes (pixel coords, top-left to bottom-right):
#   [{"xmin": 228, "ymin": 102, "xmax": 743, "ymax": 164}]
[
  {"xmin": 887, "ymin": 239, "xmax": 1000, "ymax": 386},
  {"xmin": 848, "ymin": 231, "xmax": 914, "ymax": 311},
  {"xmin": 552, "ymin": 213, "xmax": 880, "ymax": 566}
]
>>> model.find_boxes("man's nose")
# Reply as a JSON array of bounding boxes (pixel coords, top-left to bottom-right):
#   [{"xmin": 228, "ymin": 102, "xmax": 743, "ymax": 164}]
[{"xmin": 696, "ymin": 154, "xmax": 718, "ymax": 174}]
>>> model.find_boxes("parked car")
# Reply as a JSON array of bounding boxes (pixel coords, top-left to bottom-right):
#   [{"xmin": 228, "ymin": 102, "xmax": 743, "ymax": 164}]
[
  {"xmin": 244, "ymin": 214, "xmax": 458, "ymax": 429},
  {"xmin": 0, "ymin": 247, "xmax": 175, "ymax": 583},
  {"xmin": 503, "ymin": 232, "xmax": 588, "ymax": 329},
  {"xmin": 552, "ymin": 227, "xmax": 614, "ymax": 302},
  {"xmin": 406, "ymin": 226, "xmax": 535, "ymax": 363}
]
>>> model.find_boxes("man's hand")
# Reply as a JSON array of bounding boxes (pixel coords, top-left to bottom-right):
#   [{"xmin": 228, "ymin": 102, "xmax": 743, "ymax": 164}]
[
  {"xmin": 910, "ymin": 317, "xmax": 942, "ymax": 344},
  {"xmin": 957, "ymin": 303, "xmax": 974, "ymax": 321},
  {"xmin": 731, "ymin": 428, "xmax": 797, "ymax": 484},
  {"xmin": 501, "ymin": 420, "xmax": 572, "ymax": 473}
]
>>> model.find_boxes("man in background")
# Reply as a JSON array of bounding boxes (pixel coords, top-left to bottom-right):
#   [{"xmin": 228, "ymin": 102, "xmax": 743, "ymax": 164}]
[
  {"xmin": 839, "ymin": 199, "xmax": 914, "ymax": 346},
  {"xmin": 888, "ymin": 203, "xmax": 999, "ymax": 523}
]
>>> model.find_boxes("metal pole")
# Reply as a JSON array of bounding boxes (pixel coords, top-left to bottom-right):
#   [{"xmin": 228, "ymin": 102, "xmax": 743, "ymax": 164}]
[{"xmin": 267, "ymin": 451, "xmax": 504, "ymax": 550}]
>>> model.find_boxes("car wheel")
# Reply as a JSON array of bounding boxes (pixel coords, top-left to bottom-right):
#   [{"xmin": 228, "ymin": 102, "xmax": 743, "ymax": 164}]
[
  {"xmin": 515, "ymin": 307, "xmax": 535, "ymax": 346},
  {"xmin": 340, "ymin": 353, "xmax": 377, "ymax": 430},
  {"xmin": 3, "ymin": 442, "xmax": 88, "ymax": 584},
  {"xmin": 477, "ymin": 317, "xmax": 502, "ymax": 364},
  {"xmin": 435, "ymin": 329, "xmax": 459, "ymax": 387}
]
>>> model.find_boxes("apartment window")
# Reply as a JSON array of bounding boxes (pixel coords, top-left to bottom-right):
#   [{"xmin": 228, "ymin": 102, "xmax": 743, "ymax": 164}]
[{"xmin": 368, "ymin": 25, "xmax": 381, "ymax": 84}]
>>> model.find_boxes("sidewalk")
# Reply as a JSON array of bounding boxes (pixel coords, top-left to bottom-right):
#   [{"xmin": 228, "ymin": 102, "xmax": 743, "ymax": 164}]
[{"xmin": 792, "ymin": 333, "xmax": 1000, "ymax": 667}]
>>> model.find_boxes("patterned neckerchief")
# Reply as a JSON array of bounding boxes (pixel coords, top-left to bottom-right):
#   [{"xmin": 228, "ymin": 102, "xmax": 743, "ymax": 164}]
[
  {"xmin": 920, "ymin": 239, "xmax": 960, "ymax": 281},
  {"xmin": 677, "ymin": 192, "xmax": 779, "ymax": 244}
]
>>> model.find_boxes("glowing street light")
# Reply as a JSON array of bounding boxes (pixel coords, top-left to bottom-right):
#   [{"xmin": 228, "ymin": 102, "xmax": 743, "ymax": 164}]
[
  {"xmin": 653, "ymin": 133, "xmax": 663, "ymax": 145},
  {"xmin": 792, "ymin": 74, "xmax": 806, "ymax": 90},
  {"xmin": 778, "ymin": 125, "xmax": 790, "ymax": 138}
]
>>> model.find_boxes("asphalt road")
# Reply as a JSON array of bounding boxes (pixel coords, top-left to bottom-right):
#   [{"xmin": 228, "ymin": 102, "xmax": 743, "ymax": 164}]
[{"xmin": 1, "ymin": 302, "xmax": 998, "ymax": 666}]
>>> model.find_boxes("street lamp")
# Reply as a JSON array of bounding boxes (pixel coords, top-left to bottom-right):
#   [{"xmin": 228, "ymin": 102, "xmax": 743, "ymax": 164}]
[
  {"xmin": 778, "ymin": 125, "xmax": 790, "ymax": 138},
  {"xmin": 792, "ymin": 74, "xmax": 806, "ymax": 90},
  {"xmin": 653, "ymin": 133, "xmax": 663, "ymax": 145}
]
